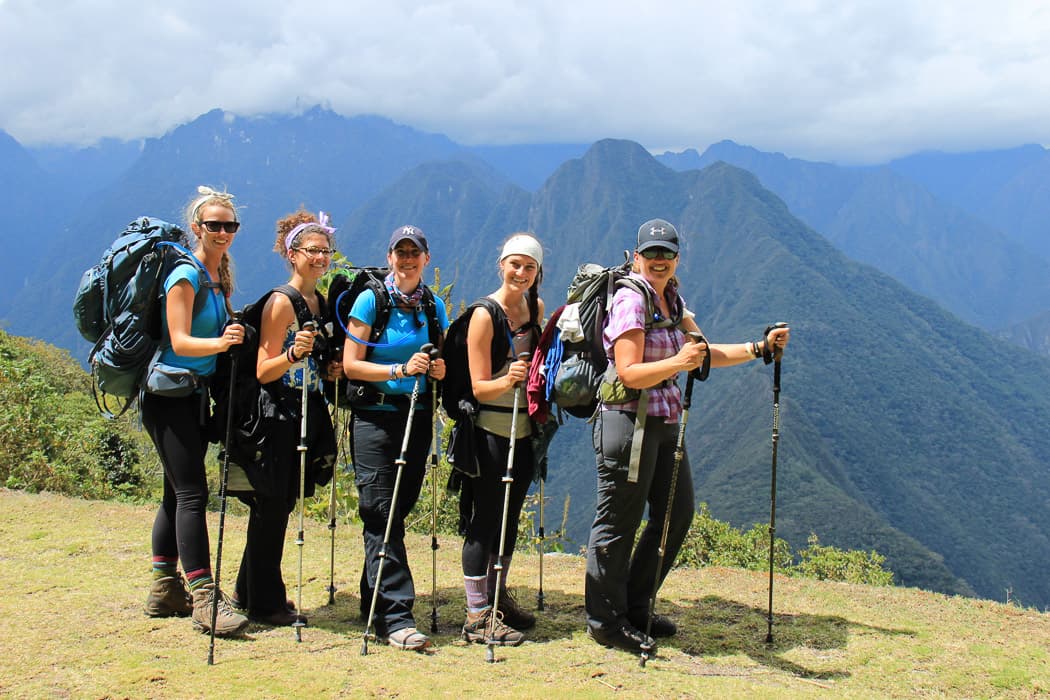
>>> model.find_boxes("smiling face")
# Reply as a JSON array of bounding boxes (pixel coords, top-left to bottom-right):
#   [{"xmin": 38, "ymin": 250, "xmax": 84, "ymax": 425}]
[
  {"xmin": 634, "ymin": 247, "xmax": 679, "ymax": 285},
  {"xmin": 498, "ymin": 254, "xmax": 539, "ymax": 294},
  {"xmin": 192, "ymin": 203, "xmax": 238, "ymax": 256},
  {"xmin": 387, "ymin": 238, "xmax": 430, "ymax": 289},
  {"xmin": 288, "ymin": 231, "xmax": 333, "ymax": 282}
]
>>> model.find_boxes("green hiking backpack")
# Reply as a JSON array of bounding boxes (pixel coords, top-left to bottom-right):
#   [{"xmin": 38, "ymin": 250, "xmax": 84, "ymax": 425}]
[{"xmin": 73, "ymin": 217, "xmax": 214, "ymax": 417}]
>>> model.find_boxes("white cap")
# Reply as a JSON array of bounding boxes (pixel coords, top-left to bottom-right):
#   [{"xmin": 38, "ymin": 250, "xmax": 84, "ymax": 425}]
[{"xmin": 499, "ymin": 234, "xmax": 543, "ymax": 266}]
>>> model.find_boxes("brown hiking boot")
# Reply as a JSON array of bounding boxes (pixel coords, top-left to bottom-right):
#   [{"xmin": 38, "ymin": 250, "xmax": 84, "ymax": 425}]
[
  {"xmin": 462, "ymin": 607, "xmax": 524, "ymax": 646},
  {"xmin": 492, "ymin": 590, "xmax": 536, "ymax": 630},
  {"xmin": 191, "ymin": 583, "xmax": 249, "ymax": 637},
  {"xmin": 144, "ymin": 575, "xmax": 193, "ymax": 617}
]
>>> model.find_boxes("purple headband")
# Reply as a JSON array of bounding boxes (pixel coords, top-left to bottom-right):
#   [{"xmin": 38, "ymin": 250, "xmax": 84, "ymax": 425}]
[{"xmin": 284, "ymin": 211, "xmax": 336, "ymax": 252}]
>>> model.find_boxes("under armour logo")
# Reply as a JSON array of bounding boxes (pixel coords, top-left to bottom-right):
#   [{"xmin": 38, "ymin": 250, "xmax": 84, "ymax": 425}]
[{"xmin": 649, "ymin": 225, "xmax": 665, "ymax": 237}]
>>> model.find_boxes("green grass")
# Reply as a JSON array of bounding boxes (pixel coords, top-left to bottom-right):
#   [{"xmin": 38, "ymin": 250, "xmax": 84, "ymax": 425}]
[{"xmin": 1, "ymin": 489, "xmax": 1047, "ymax": 698}]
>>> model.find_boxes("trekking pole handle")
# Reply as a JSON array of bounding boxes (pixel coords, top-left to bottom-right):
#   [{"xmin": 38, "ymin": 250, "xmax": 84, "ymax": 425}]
[
  {"xmin": 513, "ymin": 351, "xmax": 530, "ymax": 387},
  {"xmin": 764, "ymin": 322, "xmax": 789, "ymax": 362},
  {"xmin": 687, "ymin": 331, "xmax": 711, "ymax": 382}
]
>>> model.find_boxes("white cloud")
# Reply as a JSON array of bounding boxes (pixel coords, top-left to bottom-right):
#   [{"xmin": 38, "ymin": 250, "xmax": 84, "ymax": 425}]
[{"xmin": 3, "ymin": 0, "xmax": 1050, "ymax": 162}]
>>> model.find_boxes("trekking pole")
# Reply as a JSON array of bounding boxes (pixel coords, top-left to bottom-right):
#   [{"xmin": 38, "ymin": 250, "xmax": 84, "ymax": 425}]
[
  {"xmin": 640, "ymin": 332, "xmax": 706, "ymax": 668},
  {"xmin": 426, "ymin": 344, "xmax": 441, "ymax": 634},
  {"xmin": 208, "ymin": 312, "xmax": 241, "ymax": 666},
  {"xmin": 361, "ymin": 344, "xmax": 429, "ymax": 655},
  {"xmin": 765, "ymin": 322, "xmax": 787, "ymax": 644},
  {"xmin": 293, "ymin": 320, "xmax": 317, "ymax": 643},
  {"xmin": 487, "ymin": 351, "xmax": 531, "ymax": 664},
  {"xmin": 536, "ymin": 477, "xmax": 545, "ymax": 611},
  {"xmin": 326, "ymin": 361, "xmax": 341, "ymax": 606}
]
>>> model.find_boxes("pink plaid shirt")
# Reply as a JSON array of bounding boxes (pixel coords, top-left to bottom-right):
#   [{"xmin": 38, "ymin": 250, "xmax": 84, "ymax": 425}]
[{"xmin": 602, "ymin": 274, "xmax": 687, "ymax": 423}]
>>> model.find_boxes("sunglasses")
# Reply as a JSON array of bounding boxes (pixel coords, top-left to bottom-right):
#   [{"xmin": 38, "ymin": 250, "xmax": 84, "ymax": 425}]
[
  {"xmin": 293, "ymin": 246, "xmax": 336, "ymax": 258},
  {"xmin": 640, "ymin": 248, "xmax": 677, "ymax": 260},
  {"xmin": 200, "ymin": 220, "xmax": 241, "ymax": 234}
]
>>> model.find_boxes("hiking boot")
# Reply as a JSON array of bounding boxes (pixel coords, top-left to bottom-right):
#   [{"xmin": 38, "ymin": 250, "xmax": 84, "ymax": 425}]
[
  {"xmin": 191, "ymin": 583, "xmax": 250, "ymax": 637},
  {"xmin": 492, "ymin": 590, "xmax": 536, "ymax": 630},
  {"xmin": 462, "ymin": 607, "xmax": 524, "ymax": 646},
  {"xmin": 588, "ymin": 623, "xmax": 655, "ymax": 653},
  {"xmin": 144, "ymin": 575, "xmax": 193, "ymax": 617},
  {"xmin": 627, "ymin": 610, "xmax": 678, "ymax": 638},
  {"xmin": 386, "ymin": 626, "xmax": 431, "ymax": 652}
]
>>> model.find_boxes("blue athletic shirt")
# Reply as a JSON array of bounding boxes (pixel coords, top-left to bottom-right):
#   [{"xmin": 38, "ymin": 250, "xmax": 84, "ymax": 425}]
[
  {"xmin": 158, "ymin": 263, "xmax": 227, "ymax": 376},
  {"xmin": 349, "ymin": 287, "xmax": 449, "ymax": 409}
]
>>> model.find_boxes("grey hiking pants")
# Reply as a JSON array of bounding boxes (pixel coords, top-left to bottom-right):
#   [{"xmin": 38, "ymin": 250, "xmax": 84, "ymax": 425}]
[{"xmin": 585, "ymin": 409, "xmax": 695, "ymax": 631}]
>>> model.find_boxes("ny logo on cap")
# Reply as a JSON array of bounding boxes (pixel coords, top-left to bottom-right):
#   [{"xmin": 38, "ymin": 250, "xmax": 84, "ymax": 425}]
[{"xmin": 403, "ymin": 226, "xmax": 416, "ymax": 235}]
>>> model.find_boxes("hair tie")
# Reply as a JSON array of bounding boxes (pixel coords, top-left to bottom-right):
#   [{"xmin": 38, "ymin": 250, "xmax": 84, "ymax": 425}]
[
  {"xmin": 190, "ymin": 185, "xmax": 236, "ymax": 222},
  {"xmin": 284, "ymin": 210, "xmax": 337, "ymax": 252}
]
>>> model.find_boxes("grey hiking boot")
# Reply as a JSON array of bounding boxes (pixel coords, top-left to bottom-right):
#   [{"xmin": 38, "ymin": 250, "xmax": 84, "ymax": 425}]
[
  {"xmin": 191, "ymin": 583, "xmax": 249, "ymax": 637},
  {"xmin": 144, "ymin": 575, "xmax": 193, "ymax": 617},
  {"xmin": 462, "ymin": 607, "xmax": 524, "ymax": 646},
  {"xmin": 492, "ymin": 590, "xmax": 536, "ymax": 630}
]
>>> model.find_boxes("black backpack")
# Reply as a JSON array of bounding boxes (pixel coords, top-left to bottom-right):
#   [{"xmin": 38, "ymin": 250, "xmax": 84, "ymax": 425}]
[
  {"xmin": 73, "ymin": 217, "xmax": 214, "ymax": 417},
  {"xmin": 326, "ymin": 266, "xmax": 443, "ymax": 402},
  {"xmin": 440, "ymin": 298, "xmax": 509, "ymax": 422},
  {"xmin": 211, "ymin": 284, "xmax": 324, "ymax": 476}
]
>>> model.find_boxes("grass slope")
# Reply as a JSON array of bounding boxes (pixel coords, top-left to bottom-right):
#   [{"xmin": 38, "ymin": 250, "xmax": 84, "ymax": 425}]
[{"xmin": 2, "ymin": 489, "xmax": 1046, "ymax": 699}]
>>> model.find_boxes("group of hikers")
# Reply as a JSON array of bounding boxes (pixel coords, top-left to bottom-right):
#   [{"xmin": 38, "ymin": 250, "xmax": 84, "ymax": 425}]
[{"xmin": 140, "ymin": 184, "xmax": 791, "ymax": 657}]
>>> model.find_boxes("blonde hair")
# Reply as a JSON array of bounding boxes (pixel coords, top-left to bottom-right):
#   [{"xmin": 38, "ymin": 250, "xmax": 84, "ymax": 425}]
[{"xmin": 184, "ymin": 185, "xmax": 237, "ymax": 311}]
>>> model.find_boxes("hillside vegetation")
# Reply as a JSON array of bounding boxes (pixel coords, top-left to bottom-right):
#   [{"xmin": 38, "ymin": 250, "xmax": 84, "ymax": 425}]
[{"xmin": 2, "ymin": 489, "xmax": 1046, "ymax": 698}]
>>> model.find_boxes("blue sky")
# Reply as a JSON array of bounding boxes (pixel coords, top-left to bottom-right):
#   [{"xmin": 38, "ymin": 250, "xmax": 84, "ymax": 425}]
[{"xmin": 3, "ymin": 0, "xmax": 1049, "ymax": 163}]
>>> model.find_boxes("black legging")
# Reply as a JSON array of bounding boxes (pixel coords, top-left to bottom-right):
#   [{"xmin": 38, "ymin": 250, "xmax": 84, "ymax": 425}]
[
  {"xmin": 141, "ymin": 391, "xmax": 212, "ymax": 577},
  {"xmin": 461, "ymin": 427, "xmax": 535, "ymax": 577}
]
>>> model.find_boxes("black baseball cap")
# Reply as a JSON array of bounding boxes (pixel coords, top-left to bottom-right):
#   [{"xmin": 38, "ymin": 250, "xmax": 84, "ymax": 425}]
[{"xmin": 636, "ymin": 219, "xmax": 679, "ymax": 253}]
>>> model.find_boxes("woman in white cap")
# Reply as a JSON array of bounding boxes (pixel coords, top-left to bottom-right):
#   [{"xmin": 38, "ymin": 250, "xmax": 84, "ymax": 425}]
[
  {"xmin": 458, "ymin": 232, "xmax": 545, "ymax": 646},
  {"xmin": 585, "ymin": 218, "xmax": 790, "ymax": 654},
  {"xmin": 343, "ymin": 225, "xmax": 448, "ymax": 651}
]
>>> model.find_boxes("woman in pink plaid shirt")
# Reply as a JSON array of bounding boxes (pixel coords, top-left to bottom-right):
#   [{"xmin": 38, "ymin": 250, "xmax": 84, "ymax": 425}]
[{"xmin": 585, "ymin": 218, "xmax": 790, "ymax": 653}]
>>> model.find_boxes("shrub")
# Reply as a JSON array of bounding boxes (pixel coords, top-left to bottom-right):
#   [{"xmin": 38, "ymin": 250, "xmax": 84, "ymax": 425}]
[{"xmin": 0, "ymin": 331, "xmax": 154, "ymax": 500}]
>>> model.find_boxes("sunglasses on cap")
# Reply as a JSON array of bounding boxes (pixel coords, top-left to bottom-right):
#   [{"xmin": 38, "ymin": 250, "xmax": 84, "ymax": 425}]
[
  {"xmin": 200, "ymin": 220, "xmax": 241, "ymax": 233},
  {"xmin": 640, "ymin": 248, "xmax": 677, "ymax": 260}
]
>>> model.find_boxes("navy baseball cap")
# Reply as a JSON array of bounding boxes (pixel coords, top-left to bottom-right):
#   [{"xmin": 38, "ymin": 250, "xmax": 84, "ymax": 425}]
[{"xmin": 388, "ymin": 225, "xmax": 428, "ymax": 253}]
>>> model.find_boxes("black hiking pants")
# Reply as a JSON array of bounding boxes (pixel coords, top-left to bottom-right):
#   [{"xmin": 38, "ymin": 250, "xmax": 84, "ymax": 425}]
[
  {"xmin": 353, "ymin": 404, "xmax": 433, "ymax": 635},
  {"xmin": 585, "ymin": 410, "xmax": 695, "ymax": 632}
]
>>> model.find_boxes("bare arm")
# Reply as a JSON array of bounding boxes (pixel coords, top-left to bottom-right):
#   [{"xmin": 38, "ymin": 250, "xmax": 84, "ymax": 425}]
[
  {"xmin": 468, "ymin": 307, "xmax": 525, "ymax": 402},
  {"xmin": 256, "ymin": 293, "xmax": 318, "ymax": 384},
  {"xmin": 166, "ymin": 280, "xmax": 241, "ymax": 357}
]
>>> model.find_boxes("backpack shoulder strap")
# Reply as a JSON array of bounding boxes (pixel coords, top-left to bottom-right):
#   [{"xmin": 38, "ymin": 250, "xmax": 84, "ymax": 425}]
[
  {"xmin": 614, "ymin": 277, "xmax": 681, "ymax": 330},
  {"xmin": 420, "ymin": 286, "xmax": 444, "ymax": 349},
  {"xmin": 273, "ymin": 283, "xmax": 314, "ymax": 328},
  {"xmin": 471, "ymin": 297, "xmax": 512, "ymax": 366},
  {"xmin": 159, "ymin": 242, "xmax": 221, "ymax": 317},
  {"xmin": 365, "ymin": 274, "xmax": 392, "ymax": 345}
]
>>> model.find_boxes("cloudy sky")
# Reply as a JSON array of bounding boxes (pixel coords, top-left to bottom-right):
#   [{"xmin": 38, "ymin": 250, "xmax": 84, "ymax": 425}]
[{"xmin": 3, "ymin": 0, "xmax": 1049, "ymax": 163}]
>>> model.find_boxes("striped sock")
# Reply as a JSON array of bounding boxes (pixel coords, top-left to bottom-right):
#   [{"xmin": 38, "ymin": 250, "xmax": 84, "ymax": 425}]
[
  {"xmin": 186, "ymin": 569, "xmax": 213, "ymax": 591},
  {"xmin": 152, "ymin": 556, "xmax": 178, "ymax": 580},
  {"xmin": 464, "ymin": 575, "xmax": 489, "ymax": 612}
]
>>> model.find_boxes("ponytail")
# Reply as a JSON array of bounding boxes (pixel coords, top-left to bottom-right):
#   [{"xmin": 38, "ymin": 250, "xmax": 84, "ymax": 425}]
[{"xmin": 218, "ymin": 252, "xmax": 235, "ymax": 315}]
